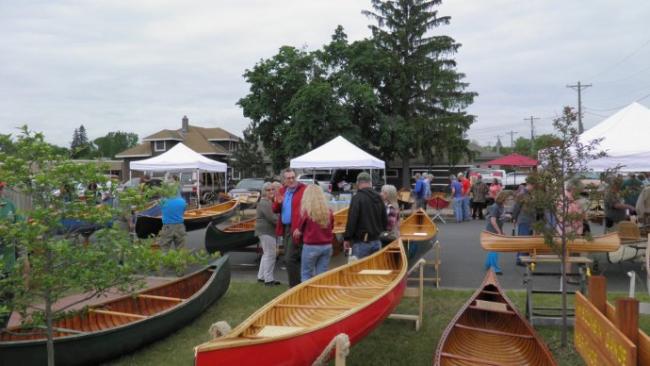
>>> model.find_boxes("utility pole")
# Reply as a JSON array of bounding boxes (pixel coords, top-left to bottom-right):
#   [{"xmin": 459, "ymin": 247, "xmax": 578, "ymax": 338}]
[
  {"xmin": 567, "ymin": 81, "xmax": 592, "ymax": 133},
  {"xmin": 494, "ymin": 135, "xmax": 503, "ymax": 154},
  {"xmin": 524, "ymin": 116, "xmax": 540, "ymax": 156},
  {"xmin": 506, "ymin": 130, "xmax": 518, "ymax": 148}
]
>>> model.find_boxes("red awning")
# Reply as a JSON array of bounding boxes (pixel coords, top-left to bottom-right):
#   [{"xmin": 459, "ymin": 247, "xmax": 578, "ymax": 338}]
[{"xmin": 484, "ymin": 153, "xmax": 538, "ymax": 167}]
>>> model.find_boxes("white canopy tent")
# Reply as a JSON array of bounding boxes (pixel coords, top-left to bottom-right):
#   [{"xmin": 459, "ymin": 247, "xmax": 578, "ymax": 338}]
[
  {"xmin": 579, "ymin": 102, "xmax": 650, "ymax": 172},
  {"xmin": 290, "ymin": 135, "xmax": 386, "ymax": 184},
  {"xmin": 130, "ymin": 143, "xmax": 228, "ymax": 206}
]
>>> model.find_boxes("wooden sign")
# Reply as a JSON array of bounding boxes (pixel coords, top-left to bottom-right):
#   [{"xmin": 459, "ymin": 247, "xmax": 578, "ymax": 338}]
[{"xmin": 575, "ymin": 292, "xmax": 637, "ymax": 366}]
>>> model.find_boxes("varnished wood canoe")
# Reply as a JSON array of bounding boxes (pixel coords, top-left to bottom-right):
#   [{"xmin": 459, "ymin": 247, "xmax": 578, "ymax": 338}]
[
  {"xmin": 480, "ymin": 231, "xmax": 621, "ymax": 253},
  {"xmin": 135, "ymin": 199, "xmax": 239, "ymax": 239},
  {"xmin": 0, "ymin": 256, "xmax": 231, "ymax": 366},
  {"xmin": 332, "ymin": 207, "xmax": 349, "ymax": 235},
  {"xmin": 400, "ymin": 208, "xmax": 438, "ymax": 242},
  {"xmin": 205, "ymin": 218, "xmax": 258, "ymax": 254},
  {"xmin": 434, "ymin": 270, "xmax": 557, "ymax": 365},
  {"xmin": 194, "ymin": 239, "xmax": 408, "ymax": 366}
]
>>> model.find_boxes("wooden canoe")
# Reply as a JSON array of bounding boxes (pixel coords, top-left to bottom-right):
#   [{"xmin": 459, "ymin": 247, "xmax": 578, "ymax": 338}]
[
  {"xmin": 434, "ymin": 270, "xmax": 557, "ymax": 365},
  {"xmin": 194, "ymin": 239, "xmax": 408, "ymax": 366},
  {"xmin": 480, "ymin": 231, "xmax": 621, "ymax": 253},
  {"xmin": 135, "ymin": 199, "xmax": 239, "ymax": 239},
  {"xmin": 332, "ymin": 207, "xmax": 349, "ymax": 235},
  {"xmin": 400, "ymin": 208, "xmax": 438, "ymax": 242},
  {"xmin": 205, "ymin": 218, "xmax": 258, "ymax": 254},
  {"xmin": 0, "ymin": 256, "xmax": 231, "ymax": 366}
]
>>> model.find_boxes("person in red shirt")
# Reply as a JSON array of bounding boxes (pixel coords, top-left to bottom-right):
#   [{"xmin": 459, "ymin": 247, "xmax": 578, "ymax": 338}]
[
  {"xmin": 459, "ymin": 173, "xmax": 471, "ymax": 221},
  {"xmin": 293, "ymin": 185, "xmax": 334, "ymax": 281}
]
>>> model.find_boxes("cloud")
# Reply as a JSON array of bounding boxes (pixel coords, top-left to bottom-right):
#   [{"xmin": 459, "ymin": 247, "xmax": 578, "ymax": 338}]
[{"xmin": 1, "ymin": 0, "xmax": 649, "ymax": 149}]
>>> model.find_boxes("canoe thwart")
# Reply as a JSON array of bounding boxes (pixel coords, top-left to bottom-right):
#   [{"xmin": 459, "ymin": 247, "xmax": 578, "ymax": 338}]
[
  {"xmin": 454, "ymin": 324, "xmax": 534, "ymax": 339},
  {"xmin": 138, "ymin": 294, "xmax": 184, "ymax": 302},
  {"xmin": 89, "ymin": 309, "xmax": 148, "ymax": 319}
]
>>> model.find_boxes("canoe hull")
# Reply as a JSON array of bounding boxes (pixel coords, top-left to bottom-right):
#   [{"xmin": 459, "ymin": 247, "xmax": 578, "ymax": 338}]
[
  {"xmin": 204, "ymin": 221, "xmax": 258, "ymax": 254},
  {"xmin": 0, "ymin": 256, "xmax": 231, "ymax": 366},
  {"xmin": 194, "ymin": 278, "xmax": 406, "ymax": 366},
  {"xmin": 135, "ymin": 204, "xmax": 237, "ymax": 239},
  {"xmin": 480, "ymin": 231, "xmax": 620, "ymax": 253},
  {"xmin": 434, "ymin": 270, "xmax": 556, "ymax": 365}
]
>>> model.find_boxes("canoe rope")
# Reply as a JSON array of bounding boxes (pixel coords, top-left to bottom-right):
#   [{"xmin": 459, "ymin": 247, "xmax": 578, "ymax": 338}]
[
  {"xmin": 312, "ymin": 333, "xmax": 350, "ymax": 366},
  {"xmin": 209, "ymin": 321, "xmax": 232, "ymax": 339}
]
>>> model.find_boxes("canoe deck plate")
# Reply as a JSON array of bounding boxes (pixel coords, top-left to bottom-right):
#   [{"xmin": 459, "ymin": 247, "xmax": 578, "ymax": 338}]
[{"xmin": 256, "ymin": 325, "xmax": 304, "ymax": 337}]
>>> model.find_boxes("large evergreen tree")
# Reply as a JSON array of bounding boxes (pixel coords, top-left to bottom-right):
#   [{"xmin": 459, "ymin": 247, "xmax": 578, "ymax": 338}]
[
  {"xmin": 363, "ymin": 0, "xmax": 477, "ymax": 186},
  {"xmin": 230, "ymin": 127, "xmax": 267, "ymax": 178},
  {"xmin": 70, "ymin": 124, "xmax": 96, "ymax": 159}
]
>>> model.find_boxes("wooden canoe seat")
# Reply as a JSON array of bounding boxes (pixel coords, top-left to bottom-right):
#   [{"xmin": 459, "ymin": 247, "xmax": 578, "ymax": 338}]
[
  {"xmin": 481, "ymin": 290, "xmax": 501, "ymax": 296},
  {"xmin": 357, "ymin": 269, "xmax": 393, "ymax": 275},
  {"xmin": 138, "ymin": 294, "xmax": 184, "ymax": 302},
  {"xmin": 274, "ymin": 304, "xmax": 351, "ymax": 310},
  {"xmin": 470, "ymin": 300, "xmax": 514, "ymax": 315},
  {"xmin": 90, "ymin": 309, "xmax": 147, "ymax": 319},
  {"xmin": 454, "ymin": 324, "xmax": 533, "ymax": 339},
  {"xmin": 256, "ymin": 325, "xmax": 304, "ymax": 338}
]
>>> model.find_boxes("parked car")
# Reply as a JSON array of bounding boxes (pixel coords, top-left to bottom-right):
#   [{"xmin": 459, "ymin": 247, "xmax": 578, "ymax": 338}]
[
  {"xmin": 228, "ymin": 178, "xmax": 266, "ymax": 201},
  {"xmin": 297, "ymin": 172, "xmax": 332, "ymax": 192},
  {"xmin": 503, "ymin": 172, "xmax": 528, "ymax": 188},
  {"xmin": 466, "ymin": 168, "xmax": 506, "ymax": 184},
  {"xmin": 117, "ymin": 177, "xmax": 162, "ymax": 192}
]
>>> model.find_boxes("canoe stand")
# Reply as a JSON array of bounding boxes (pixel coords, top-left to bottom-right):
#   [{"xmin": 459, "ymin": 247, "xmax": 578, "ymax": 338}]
[
  {"xmin": 406, "ymin": 240, "xmax": 441, "ymax": 288},
  {"xmin": 521, "ymin": 252, "xmax": 591, "ymax": 326},
  {"xmin": 388, "ymin": 258, "xmax": 426, "ymax": 331}
]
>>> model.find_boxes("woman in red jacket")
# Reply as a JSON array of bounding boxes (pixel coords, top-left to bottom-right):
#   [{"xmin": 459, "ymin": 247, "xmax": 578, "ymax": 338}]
[{"xmin": 293, "ymin": 185, "xmax": 334, "ymax": 281}]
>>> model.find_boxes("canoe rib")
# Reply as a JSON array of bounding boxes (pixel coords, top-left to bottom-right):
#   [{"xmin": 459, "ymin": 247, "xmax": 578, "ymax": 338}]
[
  {"xmin": 433, "ymin": 270, "xmax": 557, "ymax": 366},
  {"xmin": 194, "ymin": 240, "xmax": 408, "ymax": 365},
  {"xmin": 480, "ymin": 231, "xmax": 620, "ymax": 253}
]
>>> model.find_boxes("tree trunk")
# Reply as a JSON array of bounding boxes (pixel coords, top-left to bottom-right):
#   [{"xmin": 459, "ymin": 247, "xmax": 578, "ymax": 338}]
[
  {"xmin": 401, "ymin": 156, "xmax": 410, "ymax": 189},
  {"xmin": 46, "ymin": 291, "xmax": 55, "ymax": 366},
  {"xmin": 561, "ymin": 237, "xmax": 568, "ymax": 347}
]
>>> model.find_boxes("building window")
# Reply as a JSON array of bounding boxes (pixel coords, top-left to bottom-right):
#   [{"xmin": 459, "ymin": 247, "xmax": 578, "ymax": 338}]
[
  {"xmin": 230, "ymin": 168, "xmax": 241, "ymax": 181},
  {"xmin": 154, "ymin": 141, "xmax": 166, "ymax": 152}
]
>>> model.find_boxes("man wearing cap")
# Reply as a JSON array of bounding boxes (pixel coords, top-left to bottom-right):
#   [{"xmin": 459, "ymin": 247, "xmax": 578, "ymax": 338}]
[
  {"xmin": 512, "ymin": 177, "xmax": 536, "ymax": 266},
  {"xmin": 343, "ymin": 172, "xmax": 387, "ymax": 259},
  {"xmin": 0, "ymin": 182, "xmax": 19, "ymax": 328},
  {"xmin": 273, "ymin": 168, "xmax": 307, "ymax": 287}
]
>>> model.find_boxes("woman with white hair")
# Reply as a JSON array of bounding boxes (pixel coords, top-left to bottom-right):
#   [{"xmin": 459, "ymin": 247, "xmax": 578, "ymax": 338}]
[
  {"xmin": 256, "ymin": 182, "xmax": 280, "ymax": 286},
  {"xmin": 381, "ymin": 184, "xmax": 400, "ymax": 239}
]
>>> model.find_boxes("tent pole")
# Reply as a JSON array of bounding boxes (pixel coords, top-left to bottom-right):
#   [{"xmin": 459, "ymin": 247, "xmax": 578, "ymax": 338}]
[{"xmin": 197, "ymin": 169, "xmax": 201, "ymax": 208}]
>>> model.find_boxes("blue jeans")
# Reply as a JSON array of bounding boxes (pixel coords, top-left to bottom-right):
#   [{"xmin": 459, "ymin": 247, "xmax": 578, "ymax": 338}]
[
  {"xmin": 485, "ymin": 251, "xmax": 502, "ymax": 273},
  {"xmin": 463, "ymin": 196, "xmax": 471, "ymax": 220},
  {"xmin": 301, "ymin": 244, "xmax": 332, "ymax": 281},
  {"xmin": 352, "ymin": 240, "xmax": 381, "ymax": 259},
  {"xmin": 516, "ymin": 222, "xmax": 533, "ymax": 264},
  {"xmin": 453, "ymin": 197, "xmax": 463, "ymax": 222}
]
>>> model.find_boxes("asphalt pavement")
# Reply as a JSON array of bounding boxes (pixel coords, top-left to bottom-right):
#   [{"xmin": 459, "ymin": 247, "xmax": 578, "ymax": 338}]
[{"xmin": 185, "ymin": 215, "xmax": 648, "ymax": 294}]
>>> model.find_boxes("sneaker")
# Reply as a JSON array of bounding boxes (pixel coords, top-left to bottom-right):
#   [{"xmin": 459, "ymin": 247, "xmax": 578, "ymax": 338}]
[
  {"xmin": 257, "ymin": 279, "xmax": 265, "ymax": 283},
  {"xmin": 495, "ymin": 271, "xmax": 504, "ymax": 276},
  {"xmin": 264, "ymin": 281, "xmax": 282, "ymax": 286}
]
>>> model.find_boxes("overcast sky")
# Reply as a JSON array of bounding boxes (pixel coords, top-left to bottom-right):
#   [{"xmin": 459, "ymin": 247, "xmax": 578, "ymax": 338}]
[{"xmin": 2, "ymin": 0, "xmax": 650, "ymax": 148}]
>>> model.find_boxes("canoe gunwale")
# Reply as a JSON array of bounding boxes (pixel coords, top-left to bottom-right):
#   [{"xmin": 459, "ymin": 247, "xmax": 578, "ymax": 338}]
[
  {"xmin": 0, "ymin": 255, "xmax": 230, "ymax": 345},
  {"xmin": 480, "ymin": 230, "xmax": 621, "ymax": 253},
  {"xmin": 195, "ymin": 239, "xmax": 407, "ymax": 353}
]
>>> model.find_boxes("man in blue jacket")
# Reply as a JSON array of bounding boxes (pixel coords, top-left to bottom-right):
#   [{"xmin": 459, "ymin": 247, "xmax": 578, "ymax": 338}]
[
  {"xmin": 414, "ymin": 173, "xmax": 426, "ymax": 210},
  {"xmin": 159, "ymin": 191, "xmax": 187, "ymax": 250}
]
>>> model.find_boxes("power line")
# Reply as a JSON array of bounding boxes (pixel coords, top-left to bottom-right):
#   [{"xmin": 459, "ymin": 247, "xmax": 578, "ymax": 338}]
[
  {"xmin": 584, "ymin": 92, "xmax": 650, "ymax": 112},
  {"xmin": 566, "ymin": 81, "xmax": 592, "ymax": 133},
  {"xmin": 588, "ymin": 37, "xmax": 650, "ymax": 80}
]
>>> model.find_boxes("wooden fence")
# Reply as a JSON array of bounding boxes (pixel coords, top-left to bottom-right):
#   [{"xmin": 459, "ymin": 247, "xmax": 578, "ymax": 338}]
[
  {"xmin": 4, "ymin": 187, "xmax": 32, "ymax": 211},
  {"xmin": 575, "ymin": 276, "xmax": 650, "ymax": 366}
]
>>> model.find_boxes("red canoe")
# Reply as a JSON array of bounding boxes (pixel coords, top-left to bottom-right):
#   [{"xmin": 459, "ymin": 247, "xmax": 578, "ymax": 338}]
[{"xmin": 194, "ymin": 240, "xmax": 408, "ymax": 365}]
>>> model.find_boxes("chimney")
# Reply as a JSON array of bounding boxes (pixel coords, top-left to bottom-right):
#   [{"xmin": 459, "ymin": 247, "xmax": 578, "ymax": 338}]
[{"xmin": 182, "ymin": 115, "xmax": 189, "ymax": 133}]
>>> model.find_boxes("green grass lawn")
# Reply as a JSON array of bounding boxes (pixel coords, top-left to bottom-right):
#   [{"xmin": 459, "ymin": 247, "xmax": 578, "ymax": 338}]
[{"xmin": 105, "ymin": 282, "xmax": 650, "ymax": 366}]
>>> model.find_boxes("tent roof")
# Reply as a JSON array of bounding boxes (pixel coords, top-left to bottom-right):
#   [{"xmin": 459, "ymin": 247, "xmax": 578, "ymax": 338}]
[
  {"xmin": 579, "ymin": 102, "xmax": 650, "ymax": 171},
  {"xmin": 290, "ymin": 136, "xmax": 385, "ymax": 169},
  {"xmin": 130, "ymin": 143, "xmax": 227, "ymax": 172},
  {"xmin": 484, "ymin": 153, "xmax": 538, "ymax": 167},
  {"xmin": 580, "ymin": 102, "xmax": 650, "ymax": 155}
]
